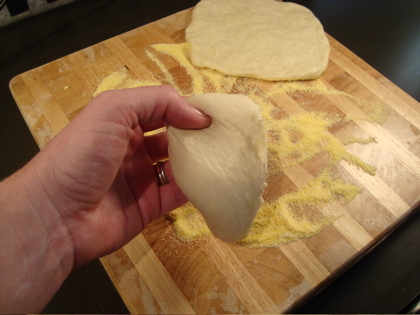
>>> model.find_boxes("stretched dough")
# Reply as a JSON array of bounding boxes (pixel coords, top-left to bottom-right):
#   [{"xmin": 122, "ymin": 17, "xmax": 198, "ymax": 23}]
[
  {"xmin": 168, "ymin": 93, "xmax": 267, "ymax": 242},
  {"xmin": 186, "ymin": 0, "xmax": 330, "ymax": 80}
]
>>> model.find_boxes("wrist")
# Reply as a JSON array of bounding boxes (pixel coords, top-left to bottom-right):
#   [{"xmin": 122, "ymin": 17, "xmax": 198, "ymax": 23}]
[
  {"xmin": 23, "ymin": 156, "xmax": 76, "ymax": 269},
  {"xmin": 0, "ymin": 157, "xmax": 74, "ymax": 313}
]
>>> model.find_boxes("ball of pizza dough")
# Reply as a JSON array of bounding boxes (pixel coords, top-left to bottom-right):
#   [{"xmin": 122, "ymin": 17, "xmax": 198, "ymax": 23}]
[{"xmin": 168, "ymin": 93, "xmax": 267, "ymax": 242}]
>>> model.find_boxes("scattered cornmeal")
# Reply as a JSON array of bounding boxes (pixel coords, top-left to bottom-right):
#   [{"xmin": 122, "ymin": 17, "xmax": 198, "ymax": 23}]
[
  {"xmin": 94, "ymin": 71, "xmax": 160, "ymax": 96},
  {"xmin": 170, "ymin": 170, "xmax": 360, "ymax": 247},
  {"xmin": 94, "ymin": 42, "xmax": 384, "ymax": 247}
]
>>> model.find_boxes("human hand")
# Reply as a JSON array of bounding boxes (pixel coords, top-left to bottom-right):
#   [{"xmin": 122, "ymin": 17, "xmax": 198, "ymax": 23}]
[
  {"xmin": 30, "ymin": 85, "xmax": 210, "ymax": 268},
  {"xmin": 0, "ymin": 85, "xmax": 210, "ymax": 312}
]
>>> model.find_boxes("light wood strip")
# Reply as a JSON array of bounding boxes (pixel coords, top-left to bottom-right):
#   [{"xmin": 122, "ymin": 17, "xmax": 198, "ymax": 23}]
[
  {"xmin": 257, "ymin": 81, "xmax": 307, "ymax": 116},
  {"xmin": 20, "ymin": 71, "xmax": 69, "ymax": 137},
  {"xmin": 341, "ymin": 162, "xmax": 411, "ymax": 218},
  {"xmin": 325, "ymin": 202, "xmax": 373, "ymax": 250},
  {"xmin": 284, "ymin": 166, "xmax": 373, "ymax": 250},
  {"xmin": 202, "ymin": 238, "xmax": 279, "ymax": 314},
  {"xmin": 325, "ymin": 91, "xmax": 420, "ymax": 179},
  {"xmin": 280, "ymin": 241, "xmax": 330, "ymax": 287},
  {"xmin": 105, "ymin": 37, "xmax": 156, "ymax": 80},
  {"xmin": 65, "ymin": 52, "xmax": 99, "ymax": 95},
  {"xmin": 329, "ymin": 46, "xmax": 420, "ymax": 129},
  {"xmin": 283, "ymin": 164, "xmax": 313, "ymax": 187},
  {"xmin": 9, "ymin": 75, "xmax": 40, "ymax": 133},
  {"xmin": 124, "ymin": 234, "xmax": 195, "ymax": 314},
  {"xmin": 101, "ymin": 251, "xmax": 163, "ymax": 314}
]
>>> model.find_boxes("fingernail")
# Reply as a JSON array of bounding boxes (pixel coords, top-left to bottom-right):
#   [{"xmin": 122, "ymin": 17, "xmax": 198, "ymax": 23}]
[
  {"xmin": 191, "ymin": 106, "xmax": 212, "ymax": 127},
  {"xmin": 190, "ymin": 106, "xmax": 207, "ymax": 117}
]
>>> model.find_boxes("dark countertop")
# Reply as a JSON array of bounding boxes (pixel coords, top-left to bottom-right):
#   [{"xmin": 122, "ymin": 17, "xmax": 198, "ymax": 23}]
[{"xmin": 1, "ymin": 0, "xmax": 419, "ymax": 313}]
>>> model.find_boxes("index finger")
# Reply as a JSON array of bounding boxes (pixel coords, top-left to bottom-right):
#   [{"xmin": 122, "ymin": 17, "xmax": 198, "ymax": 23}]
[{"xmin": 95, "ymin": 85, "xmax": 211, "ymax": 129}]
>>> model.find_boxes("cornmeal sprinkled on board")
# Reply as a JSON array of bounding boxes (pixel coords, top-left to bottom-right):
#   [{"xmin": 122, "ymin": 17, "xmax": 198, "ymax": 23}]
[
  {"xmin": 94, "ymin": 42, "xmax": 384, "ymax": 247},
  {"xmin": 94, "ymin": 70, "xmax": 159, "ymax": 96},
  {"xmin": 240, "ymin": 170, "xmax": 360, "ymax": 247},
  {"xmin": 169, "ymin": 170, "xmax": 360, "ymax": 247}
]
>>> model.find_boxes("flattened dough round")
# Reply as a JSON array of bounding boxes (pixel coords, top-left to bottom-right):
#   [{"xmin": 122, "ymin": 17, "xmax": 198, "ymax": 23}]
[
  {"xmin": 168, "ymin": 93, "xmax": 267, "ymax": 242},
  {"xmin": 186, "ymin": 0, "xmax": 330, "ymax": 80}
]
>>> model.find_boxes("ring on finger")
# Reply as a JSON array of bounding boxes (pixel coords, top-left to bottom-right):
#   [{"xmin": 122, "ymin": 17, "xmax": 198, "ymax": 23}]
[{"xmin": 155, "ymin": 160, "xmax": 169, "ymax": 187}]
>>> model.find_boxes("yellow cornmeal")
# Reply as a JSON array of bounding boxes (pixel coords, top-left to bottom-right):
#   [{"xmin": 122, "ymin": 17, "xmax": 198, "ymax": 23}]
[
  {"xmin": 342, "ymin": 136, "xmax": 377, "ymax": 145},
  {"xmin": 150, "ymin": 43, "xmax": 205, "ymax": 95},
  {"xmin": 94, "ymin": 70, "xmax": 160, "ymax": 96},
  {"xmin": 168, "ymin": 203, "xmax": 211, "ymax": 241},
  {"xmin": 170, "ymin": 170, "xmax": 360, "ymax": 247},
  {"xmin": 151, "ymin": 43, "xmax": 387, "ymax": 124},
  {"xmin": 145, "ymin": 50, "xmax": 180, "ymax": 90},
  {"xmin": 241, "ymin": 170, "xmax": 360, "ymax": 247},
  {"xmin": 265, "ymin": 112, "xmax": 377, "ymax": 175},
  {"xmin": 151, "ymin": 43, "xmax": 239, "ymax": 95},
  {"xmin": 94, "ymin": 42, "xmax": 384, "ymax": 247}
]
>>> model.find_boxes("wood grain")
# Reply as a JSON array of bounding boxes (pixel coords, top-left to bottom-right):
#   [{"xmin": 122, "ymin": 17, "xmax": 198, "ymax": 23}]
[
  {"xmin": 9, "ymin": 7, "xmax": 420, "ymax": 314},
  {"xmin": 124, "ymin": 235, "xmax": 195, "ymax": 314}
]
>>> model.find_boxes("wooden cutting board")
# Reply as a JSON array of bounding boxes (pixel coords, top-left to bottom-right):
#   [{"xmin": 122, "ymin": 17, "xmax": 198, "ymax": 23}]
[{"xmin": 9, "ymin": 7, "xmax": 420, "ymax": 314}]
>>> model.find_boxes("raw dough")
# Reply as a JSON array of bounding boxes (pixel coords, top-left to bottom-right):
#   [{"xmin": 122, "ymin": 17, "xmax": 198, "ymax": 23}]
[
  {"xmin": 185, "ymin": 0, "xmax": 330, "ymax": 80},
  {"xmin": 168, "ymin": 93, "xmax": 267, "ymax": 242}
]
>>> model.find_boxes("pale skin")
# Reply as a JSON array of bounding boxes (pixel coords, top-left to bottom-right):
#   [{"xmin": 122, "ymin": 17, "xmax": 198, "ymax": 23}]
[{"xmin": 0, "ymin": 86, "xmax": 211, "ymax": 313}]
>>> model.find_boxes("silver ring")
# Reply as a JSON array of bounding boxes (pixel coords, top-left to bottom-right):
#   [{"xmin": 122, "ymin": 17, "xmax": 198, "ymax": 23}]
[{"xmin": 155, "ymin": 161, "xmax": 169, "ymax": 186}]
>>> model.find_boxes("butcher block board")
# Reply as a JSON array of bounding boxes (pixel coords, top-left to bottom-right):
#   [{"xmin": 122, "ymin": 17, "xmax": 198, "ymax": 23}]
[{"xmin": 9, "ymin": 7, "xmax": 420, "ymax": 314}]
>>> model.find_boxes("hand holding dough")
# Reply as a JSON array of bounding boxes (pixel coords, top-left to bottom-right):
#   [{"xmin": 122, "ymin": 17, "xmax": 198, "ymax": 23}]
[{"xmin": 168, "ymin": 93, "xmax": 267, "ymax": 242}]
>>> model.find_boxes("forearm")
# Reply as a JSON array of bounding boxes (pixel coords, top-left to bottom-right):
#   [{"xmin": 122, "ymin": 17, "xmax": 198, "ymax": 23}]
[{"xmin": 0, "ymin": 158, "xmax": 74, "ymax": 313}]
